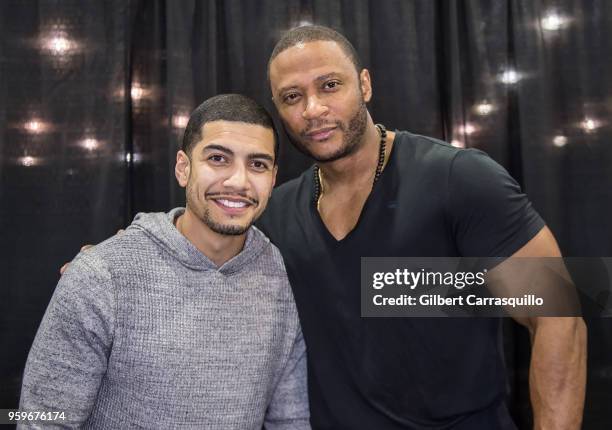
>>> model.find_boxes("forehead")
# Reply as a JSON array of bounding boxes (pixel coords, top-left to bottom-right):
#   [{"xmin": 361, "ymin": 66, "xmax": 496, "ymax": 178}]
[
  {"xmin": 269, "ymin": 40, "xmax": 356, "ymax": 90},
  {"xmin": 198, "ymin": 120, "xmax": 275, "ymax": 154}
]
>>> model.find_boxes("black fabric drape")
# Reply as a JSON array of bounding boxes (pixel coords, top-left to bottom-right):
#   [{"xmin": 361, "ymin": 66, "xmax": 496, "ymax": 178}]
[{"xmin": 1, "ymin": 1, "xmax": 611, "ymax": 428}]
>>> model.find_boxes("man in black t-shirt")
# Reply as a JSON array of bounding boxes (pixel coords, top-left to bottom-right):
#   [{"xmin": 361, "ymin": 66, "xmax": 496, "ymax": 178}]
[
  {"xmin": 64, "ymin": 25, "xmax": 586, "ymax": 430},
  {"xmin": 257, "ymin": 25, "xmax": 586, "ymax": 429}
]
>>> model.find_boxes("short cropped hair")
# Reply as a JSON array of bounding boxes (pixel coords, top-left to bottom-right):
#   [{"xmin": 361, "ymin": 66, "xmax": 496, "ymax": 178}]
[
  {"xmin": 182, "ymin": 94, "xmax": 278, "ymax": 163},
  {"xmin": 268, "ymin": 25, "xmax": 362, "ymax": 76}
]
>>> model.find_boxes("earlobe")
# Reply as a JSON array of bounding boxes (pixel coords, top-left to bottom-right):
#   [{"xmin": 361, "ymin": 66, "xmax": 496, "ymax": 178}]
[
  {"xmin": 360, "ymin": 69, "xmax": 372, "ymax": 103},
  {"xmin": 175, "ymin": 150, "xmax": 190, "ymax": 188}
]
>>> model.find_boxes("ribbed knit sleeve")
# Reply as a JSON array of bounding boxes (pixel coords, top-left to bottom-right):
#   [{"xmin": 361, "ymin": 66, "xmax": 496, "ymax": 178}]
[
  {"xmin": 264, "ymin": 326, "xmax": 310, "ymax": 429},
  {"xmin": 18, "ymin": 252, "xmax": 115, "ymax": 429}
]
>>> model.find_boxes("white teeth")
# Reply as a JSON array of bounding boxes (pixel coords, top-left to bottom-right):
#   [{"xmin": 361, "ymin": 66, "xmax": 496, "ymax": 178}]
[{"xmin": 217, "ymin": 199, "xmax": 248, "ymax": 208}]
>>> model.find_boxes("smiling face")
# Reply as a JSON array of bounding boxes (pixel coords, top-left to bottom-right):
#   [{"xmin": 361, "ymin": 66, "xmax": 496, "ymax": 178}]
[
  {"xmin": 175, "ymin": 120, "xmax": 277, "ymax": 236},
  {"xmin": 269, "ymin": 40, "xmax": 372, "ymax": 162}
]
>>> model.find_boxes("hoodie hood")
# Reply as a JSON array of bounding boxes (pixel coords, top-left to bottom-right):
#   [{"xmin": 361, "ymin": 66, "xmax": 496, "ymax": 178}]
[{"xmin": 128, "ymin": 207, "xmax": 268, "ymax": 275}]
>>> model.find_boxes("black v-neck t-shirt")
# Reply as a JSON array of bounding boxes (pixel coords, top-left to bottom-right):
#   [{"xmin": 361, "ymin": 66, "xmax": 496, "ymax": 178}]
[{"xmin": 256, "ymin": 131, "xmax": 544, "ymax": 429}]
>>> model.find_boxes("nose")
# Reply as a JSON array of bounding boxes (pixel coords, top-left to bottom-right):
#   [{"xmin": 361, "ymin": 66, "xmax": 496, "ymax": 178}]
[
  {"xmin": 222, "ymin": 163, "xmax": 249, "ymax": 191},
  {"xmin": 302, "ymin": 95, "xmax": 328, "ymax": 120}
]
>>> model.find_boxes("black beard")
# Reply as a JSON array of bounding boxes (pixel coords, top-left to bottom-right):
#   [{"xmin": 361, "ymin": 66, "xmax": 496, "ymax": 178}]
[
  {"xmin": 289, "ymin": 100, "xmax": 368, "ymax": 163},
  {"xmin": 201, "ymin": 207, "xmax": 251, "ymax": 236},
  {"xmin": 185, "ymin": 186, "xmax": 255, "ymax": 237}
]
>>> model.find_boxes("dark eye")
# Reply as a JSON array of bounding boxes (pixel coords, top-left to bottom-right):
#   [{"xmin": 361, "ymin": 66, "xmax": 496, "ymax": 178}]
[
  {"xmin": 283, "ymin": 93, "xmax": 301, "ymax": 104},
  {"xmin": 208, "ymin": 154, "xmax": 227, "ymax": 164},
  {"xmin": 251, "ymin": 160, "xmax": 269, "ymax": 172},
  {"xmin": 323, "ymin": 81, "xmax": 340, "ymax": 90}
]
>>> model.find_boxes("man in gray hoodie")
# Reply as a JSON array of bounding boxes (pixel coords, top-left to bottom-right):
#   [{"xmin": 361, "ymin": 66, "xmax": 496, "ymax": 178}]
[{"xmin": 19, "ymin": 94, "xmax": 310, "ymax": 429}]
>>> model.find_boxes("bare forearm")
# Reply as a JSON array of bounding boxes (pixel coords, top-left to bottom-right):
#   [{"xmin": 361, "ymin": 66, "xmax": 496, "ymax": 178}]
[{"xmin": 529, "ymin": 317, "xmax": 587, "ymax": 430}]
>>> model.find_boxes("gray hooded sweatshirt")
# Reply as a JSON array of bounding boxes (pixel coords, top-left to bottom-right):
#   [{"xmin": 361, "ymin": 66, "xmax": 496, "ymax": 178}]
[{"xmin": 19, "ymin": 208, "xmax": 309, "ymax": 429}]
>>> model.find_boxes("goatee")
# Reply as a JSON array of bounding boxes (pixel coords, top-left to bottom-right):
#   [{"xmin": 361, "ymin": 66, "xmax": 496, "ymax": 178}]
[{"xmin": 290, "ymin": 100, "xmax": 368, "ymax": 163}]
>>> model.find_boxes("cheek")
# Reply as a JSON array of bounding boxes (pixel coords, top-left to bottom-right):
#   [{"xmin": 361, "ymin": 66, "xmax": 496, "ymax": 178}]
[
  {"xmin": 281, "ymin": 110, "xmax": 305, "ymax": 133},
  {"xmin": 187, "ymin": 176, "xmax": 212, "ymax": 200},
  {"xmin": 193, "ymin": 168, "xmax": 223, "ymax": 193},
  {"xmin": 186, "ymin": 177, "xmax": 199, "ymax": 199},
  {"xmin": 252, "ymin": 176, "xmax": 275, "ymax": 201}
]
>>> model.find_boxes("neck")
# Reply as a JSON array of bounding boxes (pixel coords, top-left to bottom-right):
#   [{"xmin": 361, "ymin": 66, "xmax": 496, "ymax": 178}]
[
  {"xmin": 318, "ymin": 115, "xmax": 389, "ymax": 188},
  {"xmin": 175, "ymin": 208, "xmax": 247, "ymax": 267}
]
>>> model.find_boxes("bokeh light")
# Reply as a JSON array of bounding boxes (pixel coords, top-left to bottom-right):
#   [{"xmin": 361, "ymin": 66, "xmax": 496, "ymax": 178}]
[
  {"xmin": 553, "ymin": 135, "xmax": 568, "ymax": 147},
  {"xmin": 172, "ymin": 114, "xmax": 189, "ymax": 129},
  {"xmin": 458, "ymin": 123, "xmax": 477, "ymax": 135},
  {"xmin": 81, "ymin": 138, "xmax": 100, "ymax": 151},
  {"xmin": 541, "ymin": 12, "xmax": 570, "ymax": 31},
  {"xmin": 474, "ymin": 101, "xmax": 495, "ymax": 116},
  {"xmin": 499, "ymin": 69, "xmax": 521, "ymax": 85},
  {"xmin": 23, "ymin": 119, "xmax": 50, "ymax": 134}
]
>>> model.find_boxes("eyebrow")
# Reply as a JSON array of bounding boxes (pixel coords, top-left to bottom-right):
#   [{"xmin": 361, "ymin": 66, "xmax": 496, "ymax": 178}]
[
  {"xmin": 314, "ymin": 73, "xmax": 341, "ymax": 83},
  {"xmin": 202, "ymin": 144, "xmax": 233, "ymax": 156},
  {"xmin": 202, "ymin": 144, "xmax": 274, "ymax": 163},
  {"xmin": 277, "ymin": 73, "xmax": 342, "ymax": 95},
  {"xmin": 248, "ymin": 153, "xmax": 275, "ymax": 163}
]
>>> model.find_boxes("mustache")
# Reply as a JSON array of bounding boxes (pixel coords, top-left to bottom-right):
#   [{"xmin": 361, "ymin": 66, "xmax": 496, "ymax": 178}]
[
  {"xmin": 205, "ymin": 191, "xmax": 259, "ymax": 206},
  {"xmin": 300, "ymin": 120, "xmax": 344, "ymax": 137}
]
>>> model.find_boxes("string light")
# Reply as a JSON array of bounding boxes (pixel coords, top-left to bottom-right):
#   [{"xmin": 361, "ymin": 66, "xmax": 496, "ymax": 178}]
[
  {"xmin": 172, "ymin": 114, "xmax": 189, "ymax": 129},
  {"xmin": 21, "ymin": 156, "xmax": 35, "ymax": 167},
  {"xmin": 25, "ymin": 120, "xmax": 42, "ymax": 133},
  {"xmin": 581, "ymin": 118, "xmax": 599, "ymax": 132},
  {"xmin": 42, "ymin": 31, "xmax": 77, "ymax": 56},
  {"xmin": 475, "ymin": 101, "xmax": 494, "ymax": 116},
  {"xmin": 553, "ymin": 135, "xmax": 568, "ymax": 147},
  {"xmin": 458, "ymin": 123, "xmax": 477, "ymax": 135},
  {"xmin": 499, "ymin": 69, "xmax": 521, "ymax": 85},
  {"xmin": 541, "ymin": 12, "xmax": 570, "ymax": 31},
  {"xmin": 18, "ymin": 156, "xmax": 42, "ymax": 167},
  {"xmin": 121, "ymin": 152, "xmax": 142, "ymax": 163},
  {"xmin": 49, "ymin": 36, "xmax": 71, "ymax": 53},
  {"xmin": 131, "ymin": 85, "xmax": 146, "ymax": 100},
  {"xmin": 23, "ymin": 119, "xmax": 49, "ymax": 134},
  {"xmin": 81, "ymin": 138, "xmax": 99, "ymax": 151}
]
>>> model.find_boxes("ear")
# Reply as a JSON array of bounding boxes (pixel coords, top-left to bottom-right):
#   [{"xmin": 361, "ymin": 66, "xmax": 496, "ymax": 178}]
[
  {"xmin": 359, "ymin": 69, "xmax": 372, "ymax": 103},
  {"xmin": 271, "ymin": 165, "xmax": 278, "ymax": 192},
  {"xmin": 175, "ymin": 150, "xmax": 190, "ymax": 188},
  {"xmin": 270, "ymin": 93, "xmax": 281, "ymax": 111}
]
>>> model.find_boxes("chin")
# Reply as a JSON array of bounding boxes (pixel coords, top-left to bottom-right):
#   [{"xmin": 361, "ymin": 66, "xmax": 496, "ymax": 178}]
[
  {"xmin": 208, "ymin": 221, "xmax": 251, "ymax": 236},
  {"xmin": 311, "ymin": 146, "xmax": 354, "ymax": 163},
  {"xmin": 297, "ymin": 135, "xmax": 360, "ymax": 163},
  {"xmin": 198, "ymin": 207, "xmax": 255, "ymax": 236}
]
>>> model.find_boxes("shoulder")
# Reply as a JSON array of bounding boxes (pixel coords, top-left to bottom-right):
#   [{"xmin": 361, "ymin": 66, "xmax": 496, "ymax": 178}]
[
  {"xmin": 395, "ymin": 131, "xmax": 459, "ymax": 158},
  {"xmin": 444, "ymin": 147, "xmax": 544, "ymax": 256},
  {"xmin": 392, "ymin": 131, "xmax": 463, "ymax": 175},
  {"xmin": 63, "ymin": 246, "xmax": 114, "ymax": 285},
  {"xmin": 271, "ymin": 169, "xmax": 312, "ymax": 205},
  {"xmin": 52, "ymin": 243, "xmax": 118, "ymax": 318},
  {"xmin": 249, "ymin": 226, "xmax": 288, "ymax": 278},
  {"xmin": 448, "ymin": 148, "xmax": 521, "ymax": 197},
  {"xmin": 85, "ymin": 226, "xmax": 154, "ymax": 265},
  {"xmin": 450, "ymin": 147, "xmax": 508, "ymax": 174},
  {"xmin": 62, "ymin": 227, "xmax": 153, "ymax": 290},
  {"xmin": 257, "ymin": 168, "xmax": 312, "ymax": 239},
  {"xmin": 392, "ymin": 131, "xmax": 513, "ymax": 188}
]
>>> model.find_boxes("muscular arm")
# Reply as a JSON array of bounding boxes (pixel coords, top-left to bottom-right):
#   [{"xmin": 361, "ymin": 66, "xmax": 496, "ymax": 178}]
[
  {"xmin": 446, "ymin": 149, "xmax": 585, "ymax": 427},
  {"xmin": 511, "ymin": 226, "xmax": 587, "ymax": 430}
]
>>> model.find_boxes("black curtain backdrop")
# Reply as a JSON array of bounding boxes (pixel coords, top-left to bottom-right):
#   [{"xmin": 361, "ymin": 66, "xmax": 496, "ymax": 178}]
[{"xmin": 1, "ymin": 1, "xmax": 611, "ymax": 428}]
